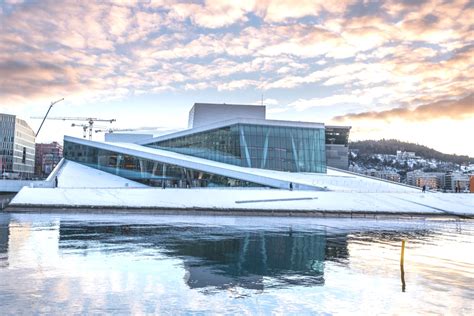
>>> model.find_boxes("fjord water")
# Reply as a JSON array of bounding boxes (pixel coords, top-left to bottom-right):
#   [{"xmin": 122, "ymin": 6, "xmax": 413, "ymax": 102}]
[{"xmin": 0, "ymin": 213, "xmax": 472, "ymax": 315}]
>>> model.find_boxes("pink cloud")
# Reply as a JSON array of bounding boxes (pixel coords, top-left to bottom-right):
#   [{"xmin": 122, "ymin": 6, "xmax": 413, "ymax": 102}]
[
  {"xmin": 333, "ymin": 94, "xmax": 474, "ymax": 122},
  {"xmin": 0, "ymin": 0, "xmax": 471, "ymax": 123}
]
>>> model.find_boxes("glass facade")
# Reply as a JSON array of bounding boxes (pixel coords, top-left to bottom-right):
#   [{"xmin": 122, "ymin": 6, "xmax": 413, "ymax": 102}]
[
  {"xmin": 0, "ymin": 114, "xmax": 35, "ymax": 178},
  {"xmin": 146, "ymin": 124, "xmax": 326, "ymax": 173},
  {"xmin": 63, "ymin": 141, "xmax": 263, "ymax": 188}
]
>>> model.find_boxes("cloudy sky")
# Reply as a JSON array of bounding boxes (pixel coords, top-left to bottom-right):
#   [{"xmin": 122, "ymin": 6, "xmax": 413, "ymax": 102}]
[{"xmin": 0, "ymin": 0, "xmax": 473, "ymax": 155}]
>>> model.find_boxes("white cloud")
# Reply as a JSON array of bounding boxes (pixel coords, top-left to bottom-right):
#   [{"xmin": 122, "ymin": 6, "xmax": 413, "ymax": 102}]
[{"xmin": 288, "ymin": 94, "xmax": 361, "ymax": 111}]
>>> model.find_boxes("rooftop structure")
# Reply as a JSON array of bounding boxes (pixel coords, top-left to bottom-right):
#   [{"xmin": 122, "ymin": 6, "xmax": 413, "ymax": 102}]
[
  {"xmin": 188, "ymin": 103, "xmax": 265, "ymax": 128},
  {"xmin": 325, "ymin": 125, "xmax": 351, "ymax": 170}
]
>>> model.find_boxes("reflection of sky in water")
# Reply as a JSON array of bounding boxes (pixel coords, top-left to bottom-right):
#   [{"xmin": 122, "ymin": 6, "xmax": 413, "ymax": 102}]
[{"xmin": 0, "ymin": 214, "xmax": 473, "ymax": 314}]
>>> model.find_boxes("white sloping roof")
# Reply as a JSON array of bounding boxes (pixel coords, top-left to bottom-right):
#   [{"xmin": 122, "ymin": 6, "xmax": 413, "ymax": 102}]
[
  {"xmin": 64, "ymin": 136, "xmax": 419, "ymax": 192},
  {"xmin": 57, "ymin": 159, "xmax": 147, "ymax": 188}
]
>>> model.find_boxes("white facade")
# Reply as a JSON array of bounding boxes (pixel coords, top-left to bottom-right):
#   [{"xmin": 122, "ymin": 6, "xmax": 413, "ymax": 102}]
[{"xmin": 188, "ymin": 103, "xmax": 266, "ymax": 128}]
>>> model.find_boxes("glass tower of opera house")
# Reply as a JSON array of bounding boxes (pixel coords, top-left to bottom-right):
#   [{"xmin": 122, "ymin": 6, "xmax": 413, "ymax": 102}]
[{"xmin": 63, "ymin": 103, "xmax": 351, "ymax": 190}]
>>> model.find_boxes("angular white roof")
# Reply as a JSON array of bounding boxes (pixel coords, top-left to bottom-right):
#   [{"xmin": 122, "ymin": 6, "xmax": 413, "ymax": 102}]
[{"xmin": 57, "ymin": 160, "xmax": 147, "ymax": 188}]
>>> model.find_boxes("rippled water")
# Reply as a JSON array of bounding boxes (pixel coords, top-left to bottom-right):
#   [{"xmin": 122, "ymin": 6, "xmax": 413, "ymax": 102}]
[{"xmin": 0, "ymin": 213, "xmax": 473, "ymax": 315}]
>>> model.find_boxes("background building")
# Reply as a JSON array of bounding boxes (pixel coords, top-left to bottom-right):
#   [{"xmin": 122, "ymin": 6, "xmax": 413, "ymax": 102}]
[
  {"xmin": 361, "ymin": 169, "xmax": 401, "ymax": 183},
  {"xmin": 396, "ymin": 151, "xmax": 417, "ymax": 160},
  {"xmin": 0, "ymin": 114, "xmax": 35, "ymax": 178},
  {"xmin": 406, "ymin": 171, "xmax": 445, "ymax": 190},
  {"xmin": 325, "ymin": 126, "xmax": 351, "ymax": 170},
  {"xmin": 445, "ymin": 172, "xmax": 470, "ymax": 192},
  {"xmin": 35, "ymin": 142, "xmax": 63, "ymax": 177}
]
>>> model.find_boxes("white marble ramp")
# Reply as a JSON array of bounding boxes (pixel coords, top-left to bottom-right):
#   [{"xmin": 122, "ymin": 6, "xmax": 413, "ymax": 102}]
[{"xmin": 10, "ymin": 187, "xmax": 474, "ymax": 217}]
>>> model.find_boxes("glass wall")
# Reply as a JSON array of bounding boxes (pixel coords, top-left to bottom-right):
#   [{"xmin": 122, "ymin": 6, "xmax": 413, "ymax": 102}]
[
  {"xmin": 0, "ymin": 115, "xmax": 35, "ymax": 178},
  {"xmin": 146, "ymin": 124, "xmax": 326, "ymax": 173},
  {"xmin": 63, "ymin": 141, "xmax": 262, "ymax": 188}
]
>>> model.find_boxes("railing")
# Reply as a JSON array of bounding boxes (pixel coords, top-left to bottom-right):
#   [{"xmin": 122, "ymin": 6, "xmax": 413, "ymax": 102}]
[
  {"xmin": 326, "ymin": 166, "xmax": 425, "ymax": 192},
  {"xmin": 0, "ymin": 179, "xmax": 55, "ymax": 192},
  {"xmin": 46, "ymin": 158, "xmax": 66, "ymax": 181}
]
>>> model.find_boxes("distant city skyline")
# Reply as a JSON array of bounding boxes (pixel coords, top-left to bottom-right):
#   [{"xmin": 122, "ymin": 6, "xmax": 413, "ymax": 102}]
[{"xmin": 0, "ymin": 0, "xmax": 472, "ymax": 156}]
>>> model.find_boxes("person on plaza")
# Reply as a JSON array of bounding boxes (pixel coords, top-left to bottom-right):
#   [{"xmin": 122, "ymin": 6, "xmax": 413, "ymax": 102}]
[
  {"xmin": 422, "ymin": 184, "xmax": 426, "ymax": 193},
  {"xmin": 54, "ymin": 176, "xmax": 58, "ymax": 188}
]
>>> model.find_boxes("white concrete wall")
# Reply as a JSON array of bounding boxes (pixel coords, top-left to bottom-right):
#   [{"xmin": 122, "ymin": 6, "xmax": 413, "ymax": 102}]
[
  {"xmin": 0, "ymin": 180, "xmax": 54, "ymax": 192},
  {"xmin": 189, "ymin": 103, "xmax": 266, "ymax": 128}
]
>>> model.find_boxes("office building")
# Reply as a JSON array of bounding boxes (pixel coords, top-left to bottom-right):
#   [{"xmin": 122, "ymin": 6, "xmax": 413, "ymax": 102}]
[
  {"xmin": 406, "ymin": 171, "xmax": 445, "ymax": 190},
  {"xmin": 0, "ymin": 114, "xmax": 35, "ymax": 178},
  {"xmin": 445, "ymin": 172, "xmax": 470, "ymax": 192},
  {"xmin": 35, "ymin": 142, "xmax": 63, "ymax": 177}
]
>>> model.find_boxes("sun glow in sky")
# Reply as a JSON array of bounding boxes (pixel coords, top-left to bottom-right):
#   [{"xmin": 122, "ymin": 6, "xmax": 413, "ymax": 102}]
[{"xmin": 0, "ymin": 0, "xmax": 473, "ymax": 155}]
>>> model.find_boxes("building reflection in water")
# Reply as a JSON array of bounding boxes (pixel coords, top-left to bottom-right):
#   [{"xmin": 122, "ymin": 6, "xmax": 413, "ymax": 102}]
[
  {"xmin": 169, "ymin": 233, "xmax": 350, "ymax": 291},
  {"xmin": 0, "ymin": 214, "xmax": 9, "ymax": 268},
  {"xmin": 56, "ymin": 222, "xmax": 350, "ymax": 291},
  {"xmin": 2, "ymin": 217, "xmax": 60, "ymax": 269},
  {"xmin": 1, "ymin": 214, "xmax": 472, "ymax": 315}
]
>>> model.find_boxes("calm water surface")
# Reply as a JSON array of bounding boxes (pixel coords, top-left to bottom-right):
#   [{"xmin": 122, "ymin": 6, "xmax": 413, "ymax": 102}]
[{"xmin": 0, "ymin": 213, "xmax": 473, "ymax": 315}]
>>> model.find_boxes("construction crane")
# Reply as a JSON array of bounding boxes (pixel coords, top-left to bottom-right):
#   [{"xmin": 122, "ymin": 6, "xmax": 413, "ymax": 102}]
[
  {"xmin": 94, "ymin": 127, "xmax": 140, "ymax": 134},
  {"xmin": 31, "ymin": 116, "xmax": 116, "ymax": 140},
  {"xmin": 35, "ymin": 98, "xmax": 64, "ymax": 137},
  {"xmin": 71, "ymin": 123, "xmax": 89, "ymax": 139},
  {"xmin": 71, "ymin": 123, "xmax": 111, "ymax": 139}
]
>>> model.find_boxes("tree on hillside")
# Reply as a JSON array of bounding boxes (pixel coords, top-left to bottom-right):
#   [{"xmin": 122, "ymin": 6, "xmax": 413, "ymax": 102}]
[{"xmin": 349, "ymin": 139, "xmax": 473, "ymax": 165}]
